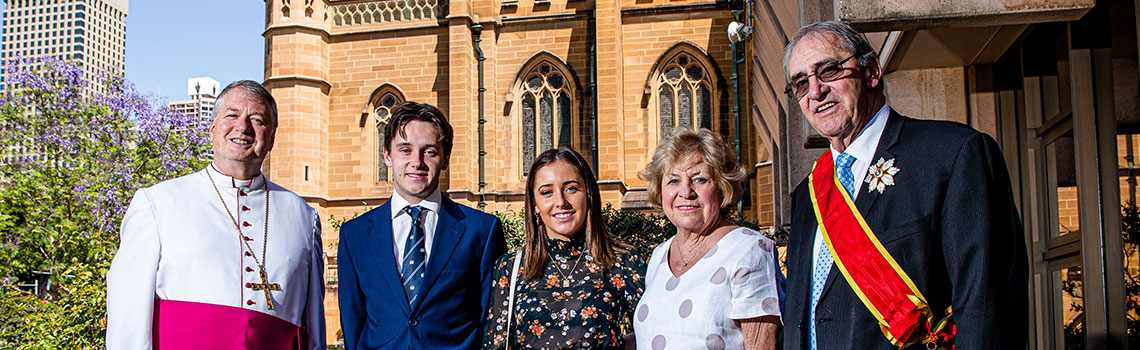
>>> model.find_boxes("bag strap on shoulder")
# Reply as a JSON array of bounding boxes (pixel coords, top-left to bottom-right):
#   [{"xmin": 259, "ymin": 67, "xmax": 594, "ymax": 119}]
[{"xmin": 505, "ymin": 250, "xmax": 522, "ymax": 350}]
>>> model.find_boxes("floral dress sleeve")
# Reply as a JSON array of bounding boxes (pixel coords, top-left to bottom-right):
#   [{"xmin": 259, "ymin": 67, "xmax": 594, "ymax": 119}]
[
  {"xmin": 615, "ymin": 247, "xmax": 648, "ymax": 322},
  {"xmin": 481, "ymin": 251, "xmax": 517, "ymax": 350}
]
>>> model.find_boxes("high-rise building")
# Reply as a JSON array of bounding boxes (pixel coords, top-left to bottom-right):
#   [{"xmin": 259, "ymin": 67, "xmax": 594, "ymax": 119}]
[
  {"xmin": 0, "ymin": 0, "xmax": 128, "ymax": 85},
  {"xmin": 168, "ymin": 76, "xmax": 220, "ymax": 127}
]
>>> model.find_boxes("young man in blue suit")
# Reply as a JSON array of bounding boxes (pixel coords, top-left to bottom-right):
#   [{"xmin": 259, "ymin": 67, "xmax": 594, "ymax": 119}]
[
  {"xmin": 781, "ymin": 22, "xmax": 1027, "ymax": 350},
  {"xmin": 338, "ymin": 101, "xmax": 507, "ymax": 349}
]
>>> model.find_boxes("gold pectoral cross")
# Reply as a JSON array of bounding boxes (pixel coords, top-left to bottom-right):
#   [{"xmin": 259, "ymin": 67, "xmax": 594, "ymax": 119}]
[{"xmin": 250, "ymin": 268, "xmax": 281, "ymax": 310}]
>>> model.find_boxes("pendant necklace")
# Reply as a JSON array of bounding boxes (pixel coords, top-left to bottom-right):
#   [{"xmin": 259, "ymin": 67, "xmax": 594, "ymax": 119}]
[
  {"xmin": 548, "ymin": 245, "xmax": 584, "ymax": 288},
  {"xmin": 208, "ymin": 172, "xmax": 280, "ymax": 310},
  {"xmin": 679, "ymin": 233, "xmax": 708, "ymax": 267}
]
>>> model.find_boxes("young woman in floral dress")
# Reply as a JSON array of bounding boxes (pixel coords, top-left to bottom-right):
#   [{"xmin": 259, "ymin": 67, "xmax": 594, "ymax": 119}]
[{"xmin": 482, "ymin": 147, "xmax": 645, "ymax": 350}]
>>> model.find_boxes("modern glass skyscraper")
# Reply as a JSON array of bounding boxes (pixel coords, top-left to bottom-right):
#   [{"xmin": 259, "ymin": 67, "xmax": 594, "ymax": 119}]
[{"xmin": 0, "ymin": 0, "xmax": 128, "ymax": 86}]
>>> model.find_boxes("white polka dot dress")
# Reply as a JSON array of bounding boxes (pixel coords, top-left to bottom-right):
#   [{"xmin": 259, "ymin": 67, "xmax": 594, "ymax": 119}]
[{"xmin": 633, "ymin": 227, "xmax": 781, "ymax": 350}]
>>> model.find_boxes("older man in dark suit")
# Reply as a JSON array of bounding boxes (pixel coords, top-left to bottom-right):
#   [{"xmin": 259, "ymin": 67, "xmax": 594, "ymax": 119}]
[{"xmin": 781, "ymin": 21, "xmax": 1028, "ymax": 350}]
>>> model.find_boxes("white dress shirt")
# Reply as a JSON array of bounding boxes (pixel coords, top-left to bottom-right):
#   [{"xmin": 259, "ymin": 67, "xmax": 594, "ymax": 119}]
[
  {"xmin": 811, "ymin": 104, "xmax": 891, "ymax": 267},
  {"xmin": 388, "ymin": 189, "xmax": 442, "ymax": 273},
  {"xmin": 106, "ymin": 165, "xmax": 326, "ymax": 350}
]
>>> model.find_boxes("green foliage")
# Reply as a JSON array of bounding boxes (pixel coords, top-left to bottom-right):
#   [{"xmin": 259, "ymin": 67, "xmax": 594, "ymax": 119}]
[
  {"xmin": 1, "ymin": 264, "xmax": 110, "ymax": 348},
  {"xmin": 0, "ymin": 58, "xmax": 210, "ymax": 347},
  {"xmin": 493, "ymin": 203, "xmax": 772, "ymax": 259},
  {"xmin": 323, "ymin": 205, "xmax": 377, "ymax": 288},
  {"xmin": 602, "ymin": 204, "xmax": 675, "ymax": 257},
  {"xmin": 491, "ymin": 204, "xmax": 671, "ymax": 256},
  {"xmin": 493, "ymin": 209, "xmax": 526, "ymax": 252},
  {"xmin": 327, "ymin": 203, "xmax": 374, "ymax": 232}
]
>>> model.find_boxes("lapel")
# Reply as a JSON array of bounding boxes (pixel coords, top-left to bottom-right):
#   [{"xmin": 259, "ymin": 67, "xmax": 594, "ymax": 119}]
[
  {"xmin": 410, "ymin": 196, "xmax": 467, "ymax": 313},
  {"xmin": 818, "ymin": 109, "xmax": 906, "ymax": 302},
  {"xmin": 364, "ymin": 200, "xmax": 411, "ymax": 316},
  {"xmin": 791, "ymin": 187, "xmax": 820, "ymax": 317},
  {"xmin": 854, "ymin": 109, "xmax": 904, "ymax": 216}
]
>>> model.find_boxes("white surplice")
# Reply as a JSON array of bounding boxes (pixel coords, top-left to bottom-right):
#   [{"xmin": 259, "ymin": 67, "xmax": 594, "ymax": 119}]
[{"xmin": 106, "ymin": 165, "xmax": 326, "ymax": 350}]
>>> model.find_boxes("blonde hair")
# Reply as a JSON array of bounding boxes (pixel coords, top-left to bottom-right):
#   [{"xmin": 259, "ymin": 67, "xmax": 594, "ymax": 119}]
[{"xmin": 639, "ymin": 128, "xmax": 747, "ymax": 211}]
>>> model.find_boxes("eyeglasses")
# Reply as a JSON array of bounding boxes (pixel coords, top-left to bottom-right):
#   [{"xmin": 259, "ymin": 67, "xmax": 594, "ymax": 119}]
[{"xmin": 785, "ymin": 54, "xmax": 857, "ymax": 100}]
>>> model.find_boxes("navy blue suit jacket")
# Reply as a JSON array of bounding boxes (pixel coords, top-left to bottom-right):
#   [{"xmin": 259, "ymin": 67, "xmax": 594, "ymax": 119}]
[
  {"xmin": 338, "ymin": 196, "xmax": 506, "ymax": 350},
  {"xmin": 783, "ymin": 110, "xmax": 1028, "ymax": 349}
]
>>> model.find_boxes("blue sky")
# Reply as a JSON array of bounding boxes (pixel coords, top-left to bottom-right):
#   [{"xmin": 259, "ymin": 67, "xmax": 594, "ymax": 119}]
[{"xmin": 123, "ymin": 1, "xmax": 265, "ymax": 102}]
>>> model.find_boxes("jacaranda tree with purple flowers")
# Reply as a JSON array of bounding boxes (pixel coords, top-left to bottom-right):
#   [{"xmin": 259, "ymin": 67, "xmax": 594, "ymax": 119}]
[{"xmin": 0, "ymin": 57, "xmax": 210, "ymax": 348}]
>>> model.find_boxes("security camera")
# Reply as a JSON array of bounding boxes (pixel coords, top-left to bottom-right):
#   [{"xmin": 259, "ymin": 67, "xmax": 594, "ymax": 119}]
[{"xmin": 727, "ymin": 21, "xmax": 753, "ymax": 44}]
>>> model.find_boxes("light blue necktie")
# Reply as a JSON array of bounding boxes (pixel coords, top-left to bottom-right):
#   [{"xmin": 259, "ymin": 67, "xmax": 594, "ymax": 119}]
[
  {"xmin": 810, "ymin": 152, "xmax": 856, "ymax": 350},
  {"xmin": 401, "ymin": 205, "xmax": 426, "ymax": 306}
]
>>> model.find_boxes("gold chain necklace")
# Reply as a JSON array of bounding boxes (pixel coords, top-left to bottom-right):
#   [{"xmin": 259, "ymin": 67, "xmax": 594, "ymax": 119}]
[
  {"xmin": 206, "ymin": 172, "xmax": 280, "ymax": 310},
  {"xmin": 679, "ymin": 233, "xmax": 708, "ymax": 267},
  {"xmin": 548, "ymin": 245, "xmax": 585, "ymax": 288}
]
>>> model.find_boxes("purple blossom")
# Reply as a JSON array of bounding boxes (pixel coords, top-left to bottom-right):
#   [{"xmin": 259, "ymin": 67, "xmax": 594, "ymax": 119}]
[{"xmin": 1, "ymin": 56, "xmax": 210, "ymax": 237}]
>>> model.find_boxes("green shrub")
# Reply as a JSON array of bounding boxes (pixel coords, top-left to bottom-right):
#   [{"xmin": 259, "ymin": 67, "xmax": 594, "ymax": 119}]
[
  {"xmin": 0, "ymin": 57, "xmax": 210, "ymax": 348},
  {"xmin": 602, "ymin": 204, "xmax": 674, "ymax": 257},
  {"xmin": 494, "ymin": 203, "xmax": 771, "ymax": 258},
  {"xmin": 493, "ymin": 209, "xmax": 526, "ymax": 252}
]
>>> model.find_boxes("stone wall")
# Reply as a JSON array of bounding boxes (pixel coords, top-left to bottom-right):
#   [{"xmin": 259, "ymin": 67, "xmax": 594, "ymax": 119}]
[{"xmin": 265, "ymin": 0, "xmax": 771, "ymax": 343}]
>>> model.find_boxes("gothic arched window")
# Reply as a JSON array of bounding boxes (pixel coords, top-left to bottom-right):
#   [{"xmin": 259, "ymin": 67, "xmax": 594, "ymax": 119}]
[
  {"xmin": 367, "ymin": 85, "xmax": 405, "ymax": 183},
  {"xmin": 651, "ymin": 47, "xmax": 717, "ymax": 139},
  {"xmin": 514, "ymin": 55, "xmax": 578, "ymax": 176}
]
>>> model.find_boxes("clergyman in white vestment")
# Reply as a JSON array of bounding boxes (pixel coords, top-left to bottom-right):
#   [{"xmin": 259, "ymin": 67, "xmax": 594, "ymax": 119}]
[{"xmin": 106, "ymin": 80, "xmax": 326, "ymax": 350}]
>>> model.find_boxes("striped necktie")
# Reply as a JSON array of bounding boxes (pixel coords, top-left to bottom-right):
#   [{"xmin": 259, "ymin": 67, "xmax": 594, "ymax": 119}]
[{"xmin": 401, "ymin": 205, "xmax": 426, "ymax": 306}]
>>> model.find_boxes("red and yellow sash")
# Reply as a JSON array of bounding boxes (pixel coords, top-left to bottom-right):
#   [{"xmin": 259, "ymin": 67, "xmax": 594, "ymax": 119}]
[{"xmin": 808, "ymin": 151, "xmax": 954, "ymax": 349}]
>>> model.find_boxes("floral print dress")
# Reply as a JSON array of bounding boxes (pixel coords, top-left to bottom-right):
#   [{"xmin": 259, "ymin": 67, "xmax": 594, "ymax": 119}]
[{"xmin": 482, "ymin": 236, "xmax": 646, "ymax": 350}]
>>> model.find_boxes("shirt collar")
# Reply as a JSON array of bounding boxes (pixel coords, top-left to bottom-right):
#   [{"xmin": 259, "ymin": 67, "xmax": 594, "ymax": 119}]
[
  {"xmin": 546, "ymin": 236, "xmax": 587, "ymax": 260},
  {"xmin": 830, "ymin": 104, "xmax": 890, "ymax": 163},
  {"xmin": 206, "ymin": 163, "xmax": 267, "ymax": 192},
  {"xmin": 390, "ymin": 189, "xmax": 443, "ymax": 219}
]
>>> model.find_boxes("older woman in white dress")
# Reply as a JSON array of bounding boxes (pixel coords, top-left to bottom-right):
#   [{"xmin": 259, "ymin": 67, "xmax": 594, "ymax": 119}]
[{"xmin": 633, "ymin": 127, "xmax": 781, "ymax": 350}]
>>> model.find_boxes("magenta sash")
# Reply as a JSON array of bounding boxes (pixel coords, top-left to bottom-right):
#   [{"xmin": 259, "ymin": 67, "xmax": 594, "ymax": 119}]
[{"xmin": 152, "ymin": 298, "xmax": 304, "ymax": 350}]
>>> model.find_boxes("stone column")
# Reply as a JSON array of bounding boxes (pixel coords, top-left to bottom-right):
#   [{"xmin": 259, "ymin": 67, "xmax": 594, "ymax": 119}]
[
  {"xmin": 263, "ymin": 0, "xmax": 331, "ymax": 199},
  {"xmin": 593, "ymin": 0, "xmax": 627, "ymax": 185},
  {"xmin": 446, "ymin": 1, "xmax": 475, "ymax": 204}
]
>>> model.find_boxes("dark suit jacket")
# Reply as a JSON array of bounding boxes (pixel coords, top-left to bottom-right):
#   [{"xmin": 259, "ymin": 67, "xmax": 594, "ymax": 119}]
[
  {"xmin": 783, "ymin": 110, "xmax": 1028, "ymax": 350},
  {"xmin": 338, "ymin": 196, "xmax": 506, "ymax": 350}
]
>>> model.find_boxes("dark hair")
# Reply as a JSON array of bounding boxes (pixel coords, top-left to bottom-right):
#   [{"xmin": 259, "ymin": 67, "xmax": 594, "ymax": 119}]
[
  {"xmin": 383, "ymin": 101, "xmax": 454, "ymax": 157},
  {"xmin": 522, "ymin": 147, "xmax": 624, "ymax": 280},
  {"xmin": 783, "ymin": 21, "xmax": 878, "ymax": 80},
  {"xmin": 214, "ymin": 80, "xmax": 278, "ymax": 125}
]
